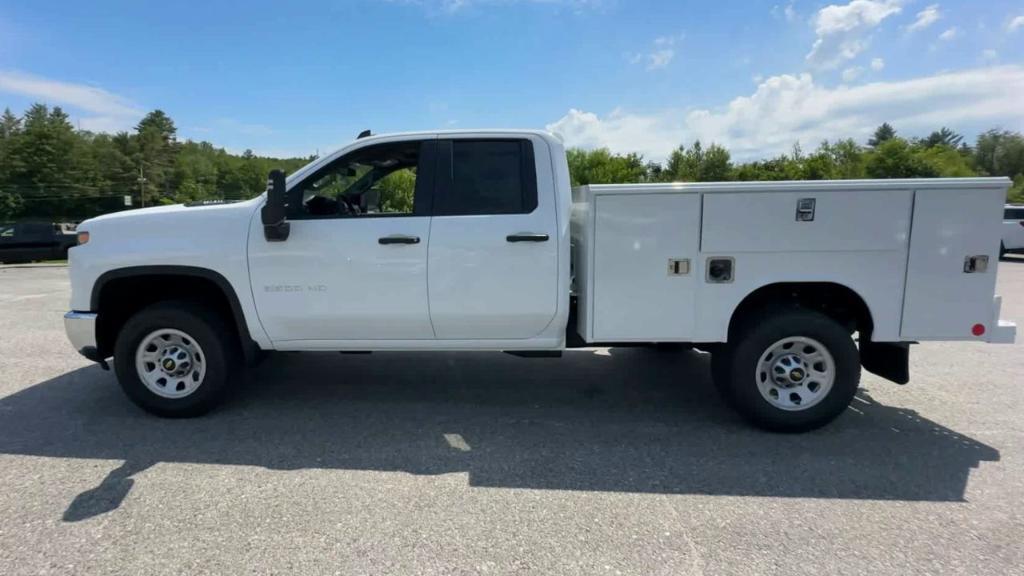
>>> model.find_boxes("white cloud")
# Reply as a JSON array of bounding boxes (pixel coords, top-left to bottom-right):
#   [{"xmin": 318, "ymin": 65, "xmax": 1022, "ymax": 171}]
[
  {"xmin": 907, "ymin": 4, "xmax": 941, "ymax": 32},
  {"xmin": 982, "ymin": 49, "xmax": 998, "ymax": 61},
  {"xmin": 0, "ymin": 70, "xmax": 144, "ymax": 132},
  {"xmin": 771, "ymin": 1, "xmax": 798, "ymax": 22},
  {"xmin": 1008, "ymin": 15, "xmax": 1024, "ymax": 32},
  {"xmin": 546, "ymin": 65, "xmax": 1024, "ymax": 162},
  {"xmin": 938, "ymin": 26, "xmax": 958, "ymax": 41},
  {"xmin": 806, "ymin": 0, "xmax": 904, "ymax": 69},
  {"xmin": 645, "ymin": 49, "xmax": 674, "ymax": 70},
  {"xmin": 842, "ymin": 66, "xmax": 864, "ymax": 82},
  {"xmin": 785, "ymin": 2, "xmax": 797, "ymax": 22},
  {"xmin": 630, "ymin": 34, "xmax": 683, "ymax": 71},
  {"xmin": 870, "ymin": 57, "xmax": 885, "ymax": 70},
  {"xmin": 546, "ymin": 108, "xmax": 684, "ymax": 163}
]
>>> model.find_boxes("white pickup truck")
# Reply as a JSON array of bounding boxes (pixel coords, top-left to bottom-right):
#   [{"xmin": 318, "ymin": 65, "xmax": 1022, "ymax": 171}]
[{"xmin": 64, "ymin": 130, "xmax": 1016, "ymax": 431}]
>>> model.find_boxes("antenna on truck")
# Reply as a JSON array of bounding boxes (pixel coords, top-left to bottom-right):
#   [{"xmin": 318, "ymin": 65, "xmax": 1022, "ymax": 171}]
[{"xmin": 357, "ymin": 129, "xmax": 372, "ymax": 139}]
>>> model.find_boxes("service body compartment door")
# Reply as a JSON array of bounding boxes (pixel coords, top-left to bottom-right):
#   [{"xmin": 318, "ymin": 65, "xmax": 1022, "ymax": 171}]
[
  {"xmin": 901, "ymin": 187, "xmax": 1005, "ymax": 340},
  {"xmin": 592, "ymin": 193, "xmax": 700, "ymax": 341},
  {"xmin": 701, "ymin": 189, "xmax": 912, "ymax": 253}
]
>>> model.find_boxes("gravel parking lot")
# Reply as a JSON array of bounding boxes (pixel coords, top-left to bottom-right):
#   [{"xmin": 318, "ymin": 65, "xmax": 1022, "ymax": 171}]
[{"xmin": 1, "ymin": 262, "xmax": 1022, "ymax": 575}]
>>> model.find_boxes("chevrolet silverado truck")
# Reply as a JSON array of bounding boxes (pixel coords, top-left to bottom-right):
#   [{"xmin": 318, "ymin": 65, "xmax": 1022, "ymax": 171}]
[{"xmin": 64, "ymin": 130, "xmax": 1017, "ymax": 431}]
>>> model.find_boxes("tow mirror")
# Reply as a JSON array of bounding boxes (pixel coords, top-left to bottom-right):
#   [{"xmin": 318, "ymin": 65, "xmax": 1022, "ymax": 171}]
[{"xmin": 261, "ymin": 169, "xmax": 290, "ymax": 241}]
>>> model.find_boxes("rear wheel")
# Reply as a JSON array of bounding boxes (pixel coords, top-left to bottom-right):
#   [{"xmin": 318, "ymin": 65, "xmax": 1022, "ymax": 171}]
[
  {"xmin": 114, "ymin": 300, "xmax": 240, "ymax": 417},
  {"xmin": 713, "ymin": 309, "xmax": 860, "ymax": 432}
]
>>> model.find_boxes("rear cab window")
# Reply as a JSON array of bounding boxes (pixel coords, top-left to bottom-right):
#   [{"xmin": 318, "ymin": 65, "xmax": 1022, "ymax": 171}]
[{"xmin": 434, "ymin": 139, "xmax": 537, "ymax": 216}]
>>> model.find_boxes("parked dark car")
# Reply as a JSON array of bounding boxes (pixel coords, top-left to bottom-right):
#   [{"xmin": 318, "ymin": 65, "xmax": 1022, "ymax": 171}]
[{"xmin": 0, "ymin": 221, "xmax": 78, "ymax": 264}]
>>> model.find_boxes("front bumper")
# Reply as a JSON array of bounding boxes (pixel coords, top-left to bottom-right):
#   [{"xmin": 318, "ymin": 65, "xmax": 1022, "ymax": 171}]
[{"xmin": 64, "ymin": 311, "xmax": 104, "ymax": 362}]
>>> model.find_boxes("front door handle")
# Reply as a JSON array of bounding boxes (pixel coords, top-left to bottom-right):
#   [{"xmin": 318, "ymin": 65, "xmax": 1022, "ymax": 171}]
[
  {"xmin": 378, "ymin": 235, "xmax": 420, "ymax": 245},
  {"xmin": 506, "ymin": 232, "xmax": 550, "ymax": 243}
]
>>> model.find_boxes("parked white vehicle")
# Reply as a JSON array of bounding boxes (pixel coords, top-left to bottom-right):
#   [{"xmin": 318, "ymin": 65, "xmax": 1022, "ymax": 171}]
[
  {"xmin": 64, "ymin": 130, "xmax": 1016, "ymax": 431},
  {"xmin": 1001, "ymin": 205, "xmax": 1024, "ymax": 258}
]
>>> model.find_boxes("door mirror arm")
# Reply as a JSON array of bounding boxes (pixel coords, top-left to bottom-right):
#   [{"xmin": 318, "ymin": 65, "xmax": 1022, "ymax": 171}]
[{"xmin": 262, "ymin": 169, "xmax": 290, "ymax": 242}]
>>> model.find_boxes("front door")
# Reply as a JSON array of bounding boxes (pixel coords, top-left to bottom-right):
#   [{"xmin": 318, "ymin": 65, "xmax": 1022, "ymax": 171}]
[
  {"xmin": 427, "ymin": 137, "xmax": 559, "ymax": 339},
  {"xmin": 248, "ymin": 138, "xmax": 437, "ymax": 343}
]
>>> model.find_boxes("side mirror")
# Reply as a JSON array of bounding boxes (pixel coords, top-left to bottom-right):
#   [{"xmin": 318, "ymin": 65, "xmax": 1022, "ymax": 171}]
[{"xmin": 261, "ymin": 169, "xmax": 290, "ymax": 241}]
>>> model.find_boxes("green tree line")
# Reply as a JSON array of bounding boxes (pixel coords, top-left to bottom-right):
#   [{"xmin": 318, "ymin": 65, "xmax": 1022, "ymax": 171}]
[
  {"xmin": 0, "ymin": 104, "xmax": 310, "ymax": 221},
  {"xmin": 567, "ymin": 122, "xmax": 1024, "ymax": 203},
  {"xmin": 2, "ymin": 103, "xmax": 1024, "ymax": 222}
]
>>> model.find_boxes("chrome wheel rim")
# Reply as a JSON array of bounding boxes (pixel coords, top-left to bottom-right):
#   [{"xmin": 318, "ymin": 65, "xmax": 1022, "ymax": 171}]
[
  {"xmin": 755, "ymin": 336, "xmax": 835, "ymax": 411},
  {"xmin": 135, "ymin": 328, "xmax": 207, "ymax": 399}
]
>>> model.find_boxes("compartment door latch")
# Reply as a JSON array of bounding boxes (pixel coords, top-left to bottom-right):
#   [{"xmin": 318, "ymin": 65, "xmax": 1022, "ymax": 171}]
[
  {"xmin": 668, "ymin": 259, "xmax": 690, "ymax": 276},
  {"xmin": 964, "ymin": 255, "xmax": 989, "ymax": 273},
  {"xmin": 796, "ymin": 198, "xmax": 816, "ymax": 222}
]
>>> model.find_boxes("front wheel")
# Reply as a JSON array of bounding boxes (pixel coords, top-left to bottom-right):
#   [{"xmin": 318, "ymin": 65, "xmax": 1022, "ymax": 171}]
[
  {"xmin": 713, "ymin": 309, "xmax": 860, "ymax": 432},
  {"xmin": 114, "ymin": 300, "xmax": 240, "ymax": 417}
]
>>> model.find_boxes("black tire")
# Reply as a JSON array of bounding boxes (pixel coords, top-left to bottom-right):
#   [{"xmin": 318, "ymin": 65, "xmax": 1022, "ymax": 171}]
[
  {"xmin": 114, "ymin": 300, "xmax": 240, "ymax": 417},
  {"xmin": 712, "ymin": 308, "xmax": 860, "ymax": 432}
]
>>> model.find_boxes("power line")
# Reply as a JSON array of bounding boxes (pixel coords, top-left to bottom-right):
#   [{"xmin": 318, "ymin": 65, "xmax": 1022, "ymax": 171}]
[{"xmin": 13, "ymin": 192, "xmax": 136, "ymax": 199}]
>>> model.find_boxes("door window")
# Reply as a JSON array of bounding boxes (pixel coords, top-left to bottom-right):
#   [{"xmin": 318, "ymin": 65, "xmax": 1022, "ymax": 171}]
[
  {"xmin": 290, "ymin": 140, "xmax": 433, "ymax": 219},
  {"xmin": 434, "ymin": 140, "xmax": 537, "ymax": 216}
]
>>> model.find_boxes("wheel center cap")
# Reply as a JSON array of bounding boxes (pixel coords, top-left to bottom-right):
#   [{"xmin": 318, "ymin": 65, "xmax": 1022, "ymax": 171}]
[
  {"xmin": 789, "ymin": 368, "xmax": 805, "ymax": 382},
  {"xmin": 159, "ymin": 346, "xmax": 192, "ymax": 376}
]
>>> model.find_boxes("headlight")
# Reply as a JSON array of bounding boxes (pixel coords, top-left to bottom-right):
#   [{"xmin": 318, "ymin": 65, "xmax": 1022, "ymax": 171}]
[{"xmin": 77, "ymin": 231, "xmax": 90, "ymax": 245}]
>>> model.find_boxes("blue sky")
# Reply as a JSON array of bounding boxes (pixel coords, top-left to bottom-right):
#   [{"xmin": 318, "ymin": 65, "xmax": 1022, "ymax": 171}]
[{"xmin": 0, "ymin": 0, "xmax": 1022, "ymax": 161}]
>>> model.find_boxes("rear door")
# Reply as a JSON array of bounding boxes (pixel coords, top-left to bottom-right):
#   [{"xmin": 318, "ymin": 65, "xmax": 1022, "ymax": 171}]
[{"xmin": 427, "ymin": 137, "xmax": 559, "ymax": 339}]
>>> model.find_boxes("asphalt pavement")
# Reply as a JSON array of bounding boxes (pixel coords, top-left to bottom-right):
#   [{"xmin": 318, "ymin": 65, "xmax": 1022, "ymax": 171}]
[{"xmin": 0, "ymin": 261, "xmax": 1022, "ymax": 575}]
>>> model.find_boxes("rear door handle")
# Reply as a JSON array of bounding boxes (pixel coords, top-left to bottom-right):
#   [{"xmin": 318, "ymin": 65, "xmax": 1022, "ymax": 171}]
[
  {"xmin": 378, "ymin": 235, "xmax": 420, "ymax": 245},
  {"xmin": 506, "ymin": 232, "xmax": 550, "ymax": 243}
]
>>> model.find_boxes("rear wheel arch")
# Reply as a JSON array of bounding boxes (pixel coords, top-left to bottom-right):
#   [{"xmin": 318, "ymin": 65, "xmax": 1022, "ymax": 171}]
[
  {"xmin": 727, "ymin": 281, "xmax": 875, "ymax": 340},
  {"xmin": 91, "ymin": 265, "xmax": 258, "ymax": 361}
]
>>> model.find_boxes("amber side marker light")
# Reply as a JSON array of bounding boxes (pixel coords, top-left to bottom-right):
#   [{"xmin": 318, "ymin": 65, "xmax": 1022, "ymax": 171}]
[{"xmin": 77, "ymin": 231, "xmax": 90, "ymax": 245}]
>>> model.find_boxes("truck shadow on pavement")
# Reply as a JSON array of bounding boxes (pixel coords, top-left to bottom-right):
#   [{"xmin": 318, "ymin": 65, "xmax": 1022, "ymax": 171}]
[{"xmin": 0, "ymin": 347, "xmax": 1000, "ymax": 522}]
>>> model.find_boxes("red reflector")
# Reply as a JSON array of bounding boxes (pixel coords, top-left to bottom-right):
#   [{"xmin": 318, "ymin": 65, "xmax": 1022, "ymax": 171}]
[{"xmin": 972, "ymin": 323, "xmax": 986, "ymax": 336}]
